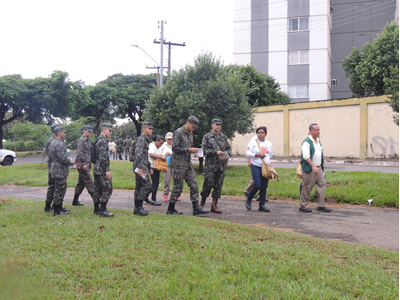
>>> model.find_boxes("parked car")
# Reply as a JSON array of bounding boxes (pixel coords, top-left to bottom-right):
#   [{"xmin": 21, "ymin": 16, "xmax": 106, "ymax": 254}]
[{"xmin": 0, "ymin": 148, "xmax": 17, "ymax": 166}]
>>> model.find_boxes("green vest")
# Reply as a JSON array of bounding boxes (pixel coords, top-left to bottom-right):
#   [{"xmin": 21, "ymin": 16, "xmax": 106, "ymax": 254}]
[{"xmin": 301, "ymin": 137, "xmax": 323, "ymax": 173}]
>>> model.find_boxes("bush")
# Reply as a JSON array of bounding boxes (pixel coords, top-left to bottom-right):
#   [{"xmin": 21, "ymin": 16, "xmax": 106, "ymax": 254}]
[{"xmin": 2, "ymin": 142, "xmax": 14, "ymax": 150}]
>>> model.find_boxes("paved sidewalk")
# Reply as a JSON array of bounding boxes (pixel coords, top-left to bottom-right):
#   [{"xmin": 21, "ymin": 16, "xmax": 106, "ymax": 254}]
[{"xmin": 1, "ymin": 185, "xmax": 398, "ymax": 251}]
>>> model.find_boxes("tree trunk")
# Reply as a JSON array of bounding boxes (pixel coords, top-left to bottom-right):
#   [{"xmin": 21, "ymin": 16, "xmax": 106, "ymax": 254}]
[
  {"xmin": 93, "ymin": 118, "xmax": 101, "ymax": 138},
  {"xmin": 128, "ymin": 112, "xmax": 141, "ymax": 138}
]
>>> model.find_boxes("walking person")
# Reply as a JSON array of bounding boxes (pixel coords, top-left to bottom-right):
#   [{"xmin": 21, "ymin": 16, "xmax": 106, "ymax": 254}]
[
  {"xmin": 72, "ymin": 125, "xmax": 96, "ymax": 207},
  {"xmin": 299, "ymin": 123, "xmax": 331, "ymax": 213},
  {"xmin": 244, "ymin": 157, "xmax": 261, "ymax": 202},
  {"xmin": 123, "ymin": 136, "xmax": 132, "ymax": 160},
  {"xmin": 108, "ymin": 138, "xmax": 116, "ymax": 160},
  {"xmin": 245, "ymin": 126, "xmax": 273, "ymax": 212},
  {"xmin": 167, "ymin": 115, "xmax": 209, "ymax": 216},
  {"xmin": 200, "ymin": 119, "xmax": 231, "ymax": 213},
  {"xmin": 116, "ymin": 135, "xmax": 124, "ymax": 160},
  {"xmin": 148, "ymin": 135, "xmax": 165, "ymax": 206},
  {"xmin": 132, "ymin": 122, "xmax": 154, "ymax": 216},
  {"xmin": 160, "ymin": 132, "xmax": 179, "ymax": 202},
  {"xmin": 48, "ymin": 127, "xmax": 75, "ymax": 216},
  {"xmin": 93, "ymin": 123, "xmax": 114, "ymax": 217}
]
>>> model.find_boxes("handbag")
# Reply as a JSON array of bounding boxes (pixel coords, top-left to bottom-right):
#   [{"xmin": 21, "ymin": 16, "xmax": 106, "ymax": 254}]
[
  {"xmin": 255, "ymin": 140, "xmax": 278, "ymax": 180},
  {"xmin": 296, "ymin": 162, "xmax": 303, "ymax": 179},
  {"xmin": 153, "ymin": 159, "xmax": 168, "ymax": 173},
  {"xmin": 112, "ymin": 148, "xmax": 117, "ymax": 154}
]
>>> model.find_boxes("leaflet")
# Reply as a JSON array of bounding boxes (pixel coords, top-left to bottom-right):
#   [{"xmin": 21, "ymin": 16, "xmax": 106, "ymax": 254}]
[{"xmin": 134, "ymin": 167, "xmax": 147, "ymax": 179}]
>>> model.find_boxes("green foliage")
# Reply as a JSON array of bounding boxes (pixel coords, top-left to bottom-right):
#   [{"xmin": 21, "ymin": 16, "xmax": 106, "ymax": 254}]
[
  {"xmin": 144, "ymin": 52, "xmax": 254, "ymax": 146},
  {"xmin": 62, "ymin": 117, "xmax": 95, "ymax": 149},
  {"xmin": 229, "ymin": 64, "xmax": 291, "ymax": 106},
  {"xmin": 112, "ymin": 121, "xmax": 137, "ymax": 141},
  {"xmin": 99, "ymin": 73, "xmax": 157, "ymax": 137},
  {"xmin": 343, "ymin": 22, "xmax": 399, "ymax": 124},
  {"xmin": 9, "ymin": 122, "xmax": 51, "ymax": 151}
]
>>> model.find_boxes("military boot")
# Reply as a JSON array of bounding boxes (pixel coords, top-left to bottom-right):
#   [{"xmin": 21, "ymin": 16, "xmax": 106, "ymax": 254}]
[
  {"xmin": 98, "ymin": 202, "xmax": 114, "ymax": 217},
  {"xmin": 44, "ymin": 203, "xmax": 53, "ymax": 213},
  {"xmin": 211, "ymin": 197, "xmax": 222, "ymax": 214},
  {"xmin": 133, "ymin": 201, "xmax": 149, "ymax": 216},
  {"xmin": 53, "ymin": 204, "xmax": 69, "ymax": 216},
  {"xmin": 199, "ymin": 196, "xmax": 207, "ymax": 210},
  {"xmin": 166, "ymin": 202, "xmax": 183, "ymax": 215},
  {"xmin": 72, "ymin": 193, "xmax": 84, "ymax": 206},
  {"xmin": 93, "ymin": 202, "xmax": 100, "ymax": 215},
  {"xmin": 193, "ymin": 201, "xmax": 209, "ymax": 216}
]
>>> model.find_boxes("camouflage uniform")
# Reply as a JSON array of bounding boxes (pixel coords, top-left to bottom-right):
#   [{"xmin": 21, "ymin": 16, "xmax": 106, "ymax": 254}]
[
  {"xmin": 116, "ymin": 137, "xmax": 124, "ymax": 160},
  {"xmin": 93, "ymin": 134, "xmax": 113, "ymax": 203},
  {"xmin": 74, "ymin": 135, "xmax": 95, "ymax": 197},
  {"xmin": 45, "ymin": 135, "xmax": 56, "ymax": 205},
  {"xmin": 123, "ymin": 138, "xmax": 132, "ymax": 160},
  {"xmin": 200, "ymin": 130, "xmax": 231, "ymax": 199},
  {"xmin": 169, "ymin": 126, "xmax": 199, "ymax": 204},
  {"xmin": 49, "ymin": 138, "xmax": 72, "ymax": 206},
  {"xmin": 133, "ymin": 134, "xmax": 152, "ymax": 201}
]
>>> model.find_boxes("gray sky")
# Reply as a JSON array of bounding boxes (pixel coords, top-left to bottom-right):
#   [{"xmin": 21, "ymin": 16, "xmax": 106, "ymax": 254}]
[{"xmin": 0, "ymin": 0, "xmax": 234, "ymax": 85}]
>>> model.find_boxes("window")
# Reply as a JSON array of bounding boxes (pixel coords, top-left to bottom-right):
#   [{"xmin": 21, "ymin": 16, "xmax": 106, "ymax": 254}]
[
  {"xmin": 289, "ymin": 18, "xmax": 309, "ymax": 31},
  {"xmin": 331, "ymin": 79, "xmax": 337, "ymax": 86},
  {"xmin": 289, "ymin": 50, "xmax": 309, "ymax": 65},
  {"xmin": 358, "ymin": 4, "xmax": 366, "ymax": 11},
  {"xmin": 288, "ymin": 84, "xmax": 309, "ymax": 98},
  {"xmin": 359, "ymin": 34, "xmax": 366, "ymax": 42}
]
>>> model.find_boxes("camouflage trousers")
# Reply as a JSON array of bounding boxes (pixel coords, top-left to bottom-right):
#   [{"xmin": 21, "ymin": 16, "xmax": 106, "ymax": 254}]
[
  {"xmin": 93, "ymin": 175, "xmax": 113, "ymax": 203},
  {"xmin": 74, "ymin": 169, "xmax": 95, "ymax": 198},
  {"xmin": 200, "ymin": 170, "xmax": 225, "ymax": 199},
  {"xmin": 170, "ymin": 164, "xmax": 199, "ymax": 204},
  {"xmin": 52, "ymin": 177, "xmax": 67, "ymax": 206},
  {"xmin": 124, "ymin": 148, "xmax": 130, "ymax": 160},
  {"xmin": 117, "ymin": 148, "xmax": 123, "ymax": 160},
  {"xmin": 134, "ymin": 172, "xmax": 152, "ymax": 201},
  {"xmin": 45, "ymin": 173, "xmax": 55, "ymax": 204}
]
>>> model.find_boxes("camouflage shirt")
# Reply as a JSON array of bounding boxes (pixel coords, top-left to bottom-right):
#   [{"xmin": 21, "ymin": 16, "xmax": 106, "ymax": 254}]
[
  {"xmin": 124, "ymin": 138, "xmax": 132, "ymax": 149},
  {"xmin": 133, "ymin": 134, "xmax": 151, "ymax": 173},
  {"xmin": 202, "ymin": 131, "xmax": 231, "ymax": 172},
  {"xmin": 116, "ymin": 138, "xmax": 124, "ymax": 149},
  {"xmin": 46, "ymin": 135, "xmax": 56, "ymax": 173},
  {"xmin": 93, "ymin": 134, "xmax": 110, "ymax": 175},
  {"xmin": 170, "ymin": 126, "xmax": 194, "ymax": 169},
  {"xmin": 49, "ymin": 138, "xmax": 72, "ymax": 178},
  {"xmin": 76, "ymin": 135, "xmax": 91, "ymax": 169}
]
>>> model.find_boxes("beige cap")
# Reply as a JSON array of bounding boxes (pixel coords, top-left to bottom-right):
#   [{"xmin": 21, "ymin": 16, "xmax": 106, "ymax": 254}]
[{"xmin": 165, "ymin": 132, "xmax": 173, "ymax": 139}]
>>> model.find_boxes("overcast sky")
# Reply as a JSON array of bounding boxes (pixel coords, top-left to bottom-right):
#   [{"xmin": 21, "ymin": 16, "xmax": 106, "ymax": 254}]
[{"xmin": 0, "ymin": 0, "xmax": 235, "ymax": 86}]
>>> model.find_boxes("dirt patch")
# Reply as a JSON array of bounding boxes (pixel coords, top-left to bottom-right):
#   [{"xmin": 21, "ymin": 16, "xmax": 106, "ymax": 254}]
[
  {"xmin": 0, "ymin": 198, "xmax": 12, "ymax": 204},
  {"xmin": 250, "ymin": 223, "xmax": 295, "ymax": 232}
]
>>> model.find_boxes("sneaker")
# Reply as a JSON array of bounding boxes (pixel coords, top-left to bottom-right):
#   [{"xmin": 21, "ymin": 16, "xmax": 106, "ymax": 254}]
[
  {"xmin": 163, "ymin": 196, "xmax": 168, "ymax": 202},
  {"xmin": 177, "ymin": 197, "xmax": 181, "ymax": 201}
]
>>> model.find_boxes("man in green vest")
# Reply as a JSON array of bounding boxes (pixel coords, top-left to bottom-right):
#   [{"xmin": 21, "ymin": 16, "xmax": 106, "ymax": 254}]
[{"xmin": 299, "ymin": 123, "xmax": 332, "ymax": 213}]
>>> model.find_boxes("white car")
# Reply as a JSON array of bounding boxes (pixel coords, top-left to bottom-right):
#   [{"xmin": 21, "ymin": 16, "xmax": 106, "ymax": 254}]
[{"xmin": 0, "ymin": 148, "xmax": 17, "ymax": 166}]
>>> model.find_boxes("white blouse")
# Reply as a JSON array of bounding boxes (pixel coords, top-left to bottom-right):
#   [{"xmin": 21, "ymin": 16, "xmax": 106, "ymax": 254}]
[
  {"xmin": 148, "ymin": 143, "xmax": 162, "ymax": 168},
  {"xmin": 245, "ymin": 136, "xmax": 273, "ymax": 167}
]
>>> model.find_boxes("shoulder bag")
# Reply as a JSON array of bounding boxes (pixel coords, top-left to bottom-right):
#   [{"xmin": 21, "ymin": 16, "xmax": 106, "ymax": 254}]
[
  {"xmin": 255, "ymin": 140, "xmax": 278, "ymax": 181},
  {"xmin": 153, "ymin": 159, "xmax": 168, "ymax": 173}
]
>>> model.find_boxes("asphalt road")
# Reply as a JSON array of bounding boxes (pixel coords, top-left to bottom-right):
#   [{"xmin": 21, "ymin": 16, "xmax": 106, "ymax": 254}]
[{"xmin": 10, "ymin": 154, "xmax": 400, "ymax": 173}]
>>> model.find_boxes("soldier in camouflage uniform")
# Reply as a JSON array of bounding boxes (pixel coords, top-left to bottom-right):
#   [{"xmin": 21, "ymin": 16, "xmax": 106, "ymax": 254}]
[
  {"xmin": 116, "ymin": 136, "xmax": 124, "ymax": 160},
  {"xmin": 72, "ymin": 125, "xmax": 95, "ymax": 206},
  {"xmin": 123, "ymin": 136, "xmax": 132, "ymax": 160},
  {"xmin": 44, "ymin": 124, "xmax": 60, "ymax": 212},
  {"xmin": 132, "ymin": 122, "xmax": 154, "ymax": 216},
  {"xmin": 49, "ymin": 127, "xmax": 74, "ymax": 216},
  {"xmin": 200, "ymin": 119, "xmax": 231, "ymax": 213},
  {"xmin": 93, "ymin": 123, "xmax": 114, "ymax": 217},
  {"xmin": 167, "ymin": 115, "xmax": 209, "ymax": 216}
]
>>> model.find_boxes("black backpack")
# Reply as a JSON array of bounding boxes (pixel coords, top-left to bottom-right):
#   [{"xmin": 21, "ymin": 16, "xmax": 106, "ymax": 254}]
[
  {"xmin": 90, "ymin": 138, "xmax": 100, "ymax": 164},
  {"xmin": 129, "ymin": 140, "xmax": 136, "ymax": 162}
]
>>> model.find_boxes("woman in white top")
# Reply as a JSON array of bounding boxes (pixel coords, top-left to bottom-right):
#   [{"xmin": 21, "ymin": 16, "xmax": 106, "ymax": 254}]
[
  {"xmin": 148, "ymin": 136, "xmax": 166, "ymax": 205},
  {"xmin": 245, "ymin": 126, "xmax": 273, "ymax": 212},
  {"xmin": 108, "ymin": 138, "xmax": 116, "ymax": 160}
]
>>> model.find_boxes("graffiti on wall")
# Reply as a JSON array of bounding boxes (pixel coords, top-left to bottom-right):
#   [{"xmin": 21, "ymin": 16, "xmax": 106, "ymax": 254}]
[{"xmin": 369, "ymin": 136, "xmax": 399, "ymax": 158}]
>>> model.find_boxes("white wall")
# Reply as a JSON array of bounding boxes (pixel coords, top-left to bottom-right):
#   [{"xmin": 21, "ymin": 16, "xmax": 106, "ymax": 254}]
[
  {"xmin": 234, "ymin": 0, "xmax": 251, "ymax": 65},
  {"xmin": 268, "ymin": 52, "xmax": 288, "ymax": 85}
]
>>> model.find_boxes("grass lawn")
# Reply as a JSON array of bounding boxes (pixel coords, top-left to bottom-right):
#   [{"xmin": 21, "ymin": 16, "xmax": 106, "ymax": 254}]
[
  {"xmin": 0, "ymin": 198, "xmax": 398, "ymax": 299},
  {"xmin": 0, "ymin": 161, "xmax": 398, "ymax": 208}
]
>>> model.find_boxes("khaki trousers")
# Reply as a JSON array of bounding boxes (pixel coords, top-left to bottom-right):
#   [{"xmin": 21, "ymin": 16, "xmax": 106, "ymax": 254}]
[
  {"xmin": 244, "ymin": 178, "xmax": 254, "ymax": 194},
  {"xmin": 300, "ymin": 166, "xmax": 326, "ymax": 208}
]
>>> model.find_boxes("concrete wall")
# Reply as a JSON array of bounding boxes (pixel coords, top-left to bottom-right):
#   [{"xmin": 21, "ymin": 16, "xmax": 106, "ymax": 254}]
[{"xmin": 232, "ymin": 96, "xmax": 399, "ymax": 159}]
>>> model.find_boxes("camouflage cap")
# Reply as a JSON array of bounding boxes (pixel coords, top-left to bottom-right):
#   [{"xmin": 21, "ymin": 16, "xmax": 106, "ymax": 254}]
[
  {"xmin": 212, "ymin": 119, "xmax": 222, "ymax": 125},
  {"xmin": 187, "ymin": 115, "xmax": 199, "ymax": 128},
  {"xmin": 54, "ymin": 126, "xmax": 67, "ymax": 134},
  {"xmin": 143, "ymin": 122, "xmax": 153, "ymax": 129},
  {"xmin": 51, "ymin": 124, "xmax": 61, "ymax": 132},
  {"xmin": 100, "ymin": 123, "xmax": 113, "ymax": 131},
  {"xmin": 83, "ymin": 125, "xmax": 93, "ymax": 132}
]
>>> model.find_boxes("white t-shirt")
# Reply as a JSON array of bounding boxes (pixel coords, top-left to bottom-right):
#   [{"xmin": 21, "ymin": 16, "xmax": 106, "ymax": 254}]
[
  {"xmin": 108, "ymin": 142, "xmax": 116, "ymax": 151},
  {"xmin": 245, "ymin": 137, "xmax": 273, "ymax": 167},
  {"xmin": 148, "ymin": 142, "xmax": 162, "ymax": 168}
]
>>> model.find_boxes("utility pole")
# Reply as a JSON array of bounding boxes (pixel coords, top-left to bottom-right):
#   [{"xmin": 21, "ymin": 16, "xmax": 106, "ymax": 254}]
[
  {"xmin": 146, "ymin": 66, "xmax": 160, "ymax": 87},
  {"xmin": 159, "ymin": 20, "xmax": 165, "ymax": 87},
  {"xmin": 153, "ymin": 40, "xmax": 186, "ymax": 82}
]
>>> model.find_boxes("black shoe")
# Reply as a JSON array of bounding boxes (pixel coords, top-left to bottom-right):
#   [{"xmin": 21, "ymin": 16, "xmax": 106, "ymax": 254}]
[
  {"xmin": 245, "ymin": 198, "xmax": 252, "ymax": 210},
  {"xmin": 53, "ymin": 204, "xmax": 69, "ymax": 216},
  {"xmin": 299, "ymin": 207, "xmax": 312, "ymax": 213},
  {"xmin": 134, "ymin": 206, "xmax": 149, "ymax": 216},
  {"xmin": 44, "ymin": 203, "xmax": 53, "ymax": 213},
  {"xmin": 98, "ymin": 202, "xmax": 114, "ymax": 217},
  {"xmin": 144, "ymin": 199, "xmax": 151, "ymax": 204},
  {"xmin": 72, "ymin": 194, "xmax": 84, "ymax": 206},
  {"xmin": 317, "ymin": 207, "xmax": 332, "ymax": 213},
  {"xmin": 193, "ymin": 201, "xmax": 209, "ymax": 216},
  {"xmin": 150, "ymin": 200, "xmax": 161, "ymax": 206},
  {"xmin": 166, "ymin": 202, "xmax": 183, "ymax": 215},
  {"xmin": 93, "ymin": 202, "xmax": 100, "ymax": 215},
  {"xmin": 258, "ymin": 204, "xmax": 270, "ymax": 212},
  {"xmin": 61, "ymin": 206, "xmax": 71, "ymax": 212}
]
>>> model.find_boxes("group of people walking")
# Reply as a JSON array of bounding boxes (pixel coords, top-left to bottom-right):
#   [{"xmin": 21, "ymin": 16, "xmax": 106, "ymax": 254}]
[{"xmin": 44, "ymin": 117, "xmax": 331, "ymax": 217}]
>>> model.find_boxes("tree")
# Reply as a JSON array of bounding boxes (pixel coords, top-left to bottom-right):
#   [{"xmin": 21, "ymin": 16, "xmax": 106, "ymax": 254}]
[
  {"xmin": 343, "ymin": 22, "xmax": 399, "ymax": 124},
  {"xmin": 99, "ymin": 74, "xmax": 157, "ymax": 137},
  {"xmin": 144, "ymin": 52, "xmax": 255, "ymax": 171},
  {"xmin": 0, "ymin": 71, "xmax": 82, "ymax": 148},
  {"xmin": 229, "ymin": 65, "xmax": 291, "ymax": 106}
]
